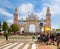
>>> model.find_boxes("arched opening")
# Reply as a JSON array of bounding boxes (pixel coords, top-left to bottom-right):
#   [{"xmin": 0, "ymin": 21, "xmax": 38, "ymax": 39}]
[
  {"xmin": 20, "ymin": 27, "xmax": 24, "ymax": 34},
  {"xmin": 29, "ymin": 24, "xmax": 35, "ymax": 33}
]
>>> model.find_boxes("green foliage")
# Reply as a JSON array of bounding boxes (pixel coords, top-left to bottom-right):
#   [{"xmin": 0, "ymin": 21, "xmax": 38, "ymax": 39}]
[
  {"xmin": 56, "ymin": 28, "xmax": 60, "ymax": 31},
  {"xmin": 8, "ymin": 32, "xmax": 12, "ymax": 36},
  {"xmin": 0, "ymin": 30, "xmax": 1, "ymax": 32},
  {"xmin": 0, "ymin": 23, "xmax": 1, "ymax": 29},
  {"xmin": 10, "ymin": 24, "xmax": 19, "ymax": 34},
  {"xmin": 8, "ymin": 27, "xmax": 12, "ymax": 32},
  {"xmin": 53, "ymin": 29, "xmax": 56, "ymax": 31},
  {"xmin": 2, "ymin": 21, "xmax": 9, "ymax": 31},
  {"xmin": 0, "ymin": 22, "xmax": 1, "ymax": 32},
  {"xmin": 8, "ymin": 27, "xmax": 12, "ymax": 35}
]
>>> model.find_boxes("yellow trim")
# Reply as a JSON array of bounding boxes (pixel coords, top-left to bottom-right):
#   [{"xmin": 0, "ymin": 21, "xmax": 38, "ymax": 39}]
[{"xmin": 45, "ymin": 28, "xmax": 51, "ymax": 31}]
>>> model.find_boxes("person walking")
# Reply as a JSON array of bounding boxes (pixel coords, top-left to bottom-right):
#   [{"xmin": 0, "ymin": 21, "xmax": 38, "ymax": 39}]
[
  {"xmin": 46, "ymin": 33, "xmax": 50, "ymax": 45},
  {"xmin": 37, "ymin": 34, "xmax": 40, "ymax": 42},
  {"xmin": 32, "ymin": 34, "xmax": 35, "ymax": 42},
  {"xmin": 56, "ymin": 33, "xmax": 60, "ymax": 49},
  {"xmin": 5, "ymin": 30, "xmax": 8, "ymax": 41},
  {"xmin": 49, "ymin": 33, "xmax": 55, "ymax": 45}
]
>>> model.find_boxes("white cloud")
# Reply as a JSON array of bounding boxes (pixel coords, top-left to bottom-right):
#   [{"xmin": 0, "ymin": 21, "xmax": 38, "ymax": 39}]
[
  {"xmin": 37, "ymin": 7, "xmax": 47, "ymax": 19},
  {"xmin": 52, "ymin": 23, "xmax": 60, "ymax": 29},
  {"xmin": 19, "ymin": 3, "xmax": 34, "ymax": 14},
  {"xmin": 6, "ymin": 4, "xmax": 13, "ymax": 9},
  {"xmin": 17, "ymin": 0, "xmax": 60, "ymax": 20},
  {"xmin": 6, "ymin": 19, "xmax": 13, "ymax": 24},
  {"xmin": 51, "ymin": 4, "xmax": 60, "ymax": 16},
  {"xmin": 43, "ymin": 0, "xmax": 60, "ymax": 17},
  {"xmin": 0, "ymin": 0, "xmax": 14, "ymax": 9},
  {"xmin": 18, "ymin": 3, "xmax": 47, "ymax": 20},
  {"xmin": 18, "ymin": 3, "xmax": 34, "ymax": 20},
  {"xmin": 19, "ymin": 15, "xmax": 26, "ymax": 20},
  {"xmin": 54, "ymin": 0, "xmax": 60, "ymax": 3},
  {"xmin": 33, "ymin": 6, "xmax": 47, "ymax": 20},
  {"xmin": 0, "ymin": 8, "xmax": 13, "ymax": 24},
  {"xmin": 41, "ymin": 0, "xmax": 60, "ymax": 29},
  {"xmin": 0, "ymin": 8, "xmax": 13, "ymax": 17}
]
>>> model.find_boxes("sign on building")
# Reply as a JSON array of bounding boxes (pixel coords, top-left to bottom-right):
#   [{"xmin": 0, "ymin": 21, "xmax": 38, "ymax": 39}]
[{"xmin": 39, "ymin": 22, "xmax": 43, "ymax": 26}]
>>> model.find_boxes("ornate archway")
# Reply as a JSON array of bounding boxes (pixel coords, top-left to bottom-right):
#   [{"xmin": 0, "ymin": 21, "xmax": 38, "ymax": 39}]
[
  {"xmin": 29, "ymin": 24, "xmax": 35, "ymax": 33},
  {"xmin": 20, "ymin": 27, "xmax": 24, "ymax": 34}
]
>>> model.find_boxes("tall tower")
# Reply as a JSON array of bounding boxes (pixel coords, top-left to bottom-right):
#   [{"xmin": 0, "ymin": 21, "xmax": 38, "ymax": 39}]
[
  {"xmin": 14, "ymin": 7, "xmax": 18, "ymax": 24},
  {"xmin": 45, "ymin": 7, "xmax": 51, "ymax": 33}
]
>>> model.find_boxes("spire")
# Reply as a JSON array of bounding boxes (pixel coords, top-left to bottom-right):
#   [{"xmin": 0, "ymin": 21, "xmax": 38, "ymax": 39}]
[
  {"xmin": 46, "ymin": 7, "xmax": 51, "ymax": 17},
  {"xmin": 14, "ymin": 7, "xmax": 18, "ymax": 24},
  {"xmin": 45, "ymin": 7, "xmax": 51, "ymax": 32},
  {"xmin": 46, "ymin": 7, "xmax": 50, "ymax": 13},
  {"xmin": 15, "ymin": 7, "xmax": 18, "ymax": 12},
  {"xmin": 47, "ymin": 7, "xmax": 50, "ymax": 11}
]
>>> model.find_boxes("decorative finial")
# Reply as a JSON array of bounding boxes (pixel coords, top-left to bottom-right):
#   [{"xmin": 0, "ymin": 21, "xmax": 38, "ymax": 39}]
[
  {"xmin": 15, "ymin": 7, "xmax": 18, "ymax": 12},
  {"xmin": 47, "ymin": 6, "xmax": 50, "ymax": 12}
]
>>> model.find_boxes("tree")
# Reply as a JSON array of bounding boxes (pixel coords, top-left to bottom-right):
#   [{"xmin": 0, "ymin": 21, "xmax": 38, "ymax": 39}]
[
  {"xmin": 8, "ymin": 27, "xmax": 12, "ymax": 35},
  {"xmin": 0, "ymin": 22, "xmax": 1, "ymax": 29},
  {"xmin": 2, "ymin": 21, "xmax": 9, "ymax": 31},
  {"xmin": 0, "ymin": 22, "xmax": 1, "ymax": 32},
  {"xmin": 2, "ymin": 21, "xmax": 9, "ymax": 36},
  {"xmin": 56, "ymin": 28, "xmax": 60, "ymax": 31},
  {"xmin": 10, "ymin": 24, "xmax": 19, "ymax": 35},
  {"xmin": 8, "ymin": 27, "xmax": 12, "ymax": 32}
]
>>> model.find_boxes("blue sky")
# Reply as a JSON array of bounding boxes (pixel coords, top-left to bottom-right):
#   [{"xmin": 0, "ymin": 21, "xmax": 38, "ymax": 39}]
[{"xmin": 0, "ymin": 0, "xmax": 60, "ymax": 29}]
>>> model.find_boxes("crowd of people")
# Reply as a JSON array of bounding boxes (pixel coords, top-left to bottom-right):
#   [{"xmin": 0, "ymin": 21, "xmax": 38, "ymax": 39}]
[{"xmin": 37, "ymin": 33, "xmax": 60, "ymax": 49}]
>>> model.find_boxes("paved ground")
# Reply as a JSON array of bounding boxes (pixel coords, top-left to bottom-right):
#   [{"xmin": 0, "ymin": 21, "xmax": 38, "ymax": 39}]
[
  {"xmin": 37, "ymin": 43, "xmax": 57, "ymax": 49},
  {"xmin": 0, "ymin": 35, "xmax": 59, "ymax": 49},
  {"xmin": 0, "ymin": 41, "xmax": 57, "ymax": 49}
]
